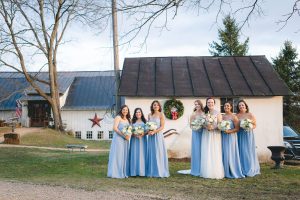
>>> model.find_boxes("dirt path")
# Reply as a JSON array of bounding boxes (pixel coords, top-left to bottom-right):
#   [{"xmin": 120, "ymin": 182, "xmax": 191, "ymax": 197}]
[{"xmin": 0, "ymin": 181, "xmax": 168, "ymax": 200}]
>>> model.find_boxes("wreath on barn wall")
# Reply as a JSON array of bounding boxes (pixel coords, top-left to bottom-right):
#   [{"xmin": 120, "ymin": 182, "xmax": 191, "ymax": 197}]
[{"xmin": 163, "ymin": 98, "xmax": 184, "ymax": 120}]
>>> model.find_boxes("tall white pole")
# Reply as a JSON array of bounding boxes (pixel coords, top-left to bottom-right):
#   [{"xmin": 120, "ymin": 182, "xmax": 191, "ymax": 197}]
[{"xmin": 112, "ymin": 0, "xmax": 120, "ymax": 113}]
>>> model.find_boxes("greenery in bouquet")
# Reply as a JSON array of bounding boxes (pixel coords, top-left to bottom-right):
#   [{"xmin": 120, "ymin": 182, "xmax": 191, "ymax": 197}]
[
  {"xmin": 132, "ymin": 125, "xmax": 144, "ymax": 136},
  {"xmin": 205, "ymin": 112, "xmax": 215, "ymax": 125},
  {"xmin": 145, "ymin": 122, "xmax": 158, "ymax": 131},
  {"xmin": 121, "ymin": 125, "xmax": 133, "ymax": 136},
  {"xmin": 218, "ymin": 120, "xmax": 231, "ymax": 131},
  {"xmin": 240, "ymin": 119, "xmax": 253, "ymax": 130},
  {"xmin": 190, "ymin": 118, "xmax": 206, "ymax": 131}
]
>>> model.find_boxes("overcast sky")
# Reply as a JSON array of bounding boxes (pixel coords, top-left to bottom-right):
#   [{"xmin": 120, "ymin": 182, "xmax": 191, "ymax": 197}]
[{"xmin": 34, "ymin": 1, "xmax": 300, "ymax": 72}]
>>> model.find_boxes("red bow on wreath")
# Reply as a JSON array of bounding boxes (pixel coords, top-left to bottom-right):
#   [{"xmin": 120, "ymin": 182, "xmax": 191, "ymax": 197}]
[{"xmin": 171, "ymin": 111, "xmax": 178, "ymax": 120}]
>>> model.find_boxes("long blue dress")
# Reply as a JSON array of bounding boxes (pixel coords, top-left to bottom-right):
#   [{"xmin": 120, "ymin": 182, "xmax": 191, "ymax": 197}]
[
  {"xmin": 146, "ymin": 116, "xmax": 170, "ymax": 177},
  {"xmin": 191, "ymin": 128, "xmax": 203, "ymax": 176},
  {"xmin": 237, "ymin": 124, "xmax": 260, "ymax": 177},
  {"xmin": 221, "ymin": 120, "xmax": 245, "ymax": 178},
  {"xmin": 129, "ymin": 121, "xmax": 147, "ymax": 176},
  {"xmin": 107, "ymin": 121, "xmax": 130, "ymax": 178}
]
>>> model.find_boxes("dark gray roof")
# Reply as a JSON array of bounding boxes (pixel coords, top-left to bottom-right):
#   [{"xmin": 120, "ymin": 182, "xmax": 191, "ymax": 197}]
[
  {"xmin": 0, "ymin": 78, "xmax": 29, "ymax": 110},
  {"xmin": 119, "ymin": 56, "xmax": 291, "ymax": 97},
  {"xmin": 62, "ymin": 76, "xmax": 116, "ymax": 110}
]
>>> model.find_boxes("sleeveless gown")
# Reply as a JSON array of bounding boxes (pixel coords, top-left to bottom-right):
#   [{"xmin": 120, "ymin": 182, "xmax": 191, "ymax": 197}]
[
  {"xmin": 146, "ymin": 116, "xmax": 169, "ymax": 177},
  {"xmin": 237, "ymin": 123, "xmax": 260, "ymax": 177},
  {"xmin": 190, "ymin": 115, "xmax": 205, "ymax": 176},
  {"xmin": 221, "ymin": 120, "xmax": 244, "ymax": 178},
  {"xmin": 200, "ymin": 111, "xmax": 224, "ymax": 179},
  {"xmin": 129, "ymin": 121, "xmax": 147, "ymax": 176},
  {"xmin": 107, "ymin": 121, "xmax": 130, "ymax": 178}
]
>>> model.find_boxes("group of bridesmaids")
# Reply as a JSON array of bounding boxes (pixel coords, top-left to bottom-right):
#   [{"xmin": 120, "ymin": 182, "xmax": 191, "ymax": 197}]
[
  {"xmin": 107, "ymin": 100, "xmax": 169, "ymax": 178},
  {"xmin": 190, "ymin": 97, "xmax": 260, "ymax": 179},
  {"xmin": 107, "ymin": 98, "xmax": 260, "ymax": 179}
]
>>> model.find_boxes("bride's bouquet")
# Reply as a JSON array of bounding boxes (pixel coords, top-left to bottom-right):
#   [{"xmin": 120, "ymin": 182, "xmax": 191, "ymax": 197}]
[
  {"xmin": 132, "ymin": 125, "xmax": 144, "ymax": 136},
  {"xmin": 205, "ymin": 112, "xmax": 215, "ymax": 125},
  {"xmin": 240, "ymin": 119, "xmax": 254, "ymax": 131},
  {"xmin": 121, "ymin": 125, "xmax": 133, "ymax": 136},
  {"xmin": 190, "ymin": 117, "xmax": 206, "ymax": 131},
  {"xmin": 218, "ymin": 120, "xmax": 231, "ymax": 131},
  {"xmin": 145, "ymin": 122, "xmax": 158, "ymax": 131}
]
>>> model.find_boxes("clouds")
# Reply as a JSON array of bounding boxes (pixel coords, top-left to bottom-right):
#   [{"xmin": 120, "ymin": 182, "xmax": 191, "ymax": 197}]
[{"xmin": 54, "ymin": 1, "xmax": 300, "ymax": 71}]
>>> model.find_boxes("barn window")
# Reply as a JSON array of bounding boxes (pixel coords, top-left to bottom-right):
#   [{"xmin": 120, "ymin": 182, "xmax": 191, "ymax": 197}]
[
  {"xmin": 220, "ymin": 97, "xmax": 240, "ymax": 113},
  {"xmin": 109, "ymin": 131, "xmax": 113, "ymax": 139},
  {"xmin": 86, "ymin": 131, "xmax": 93, "ymax": 139},
  {"xmin": 97, "ymin": 131, "xmax": 104, "ymax": 139},
  {"xmin": 75, "ymin": 131, "xmax": 81, "ymax": 139}
]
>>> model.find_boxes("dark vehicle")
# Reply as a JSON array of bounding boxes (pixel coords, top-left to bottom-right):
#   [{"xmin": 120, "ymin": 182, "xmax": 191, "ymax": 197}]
[{"xmin": 283, "ymin": 126, "xmax": 300, "ymax": 160}]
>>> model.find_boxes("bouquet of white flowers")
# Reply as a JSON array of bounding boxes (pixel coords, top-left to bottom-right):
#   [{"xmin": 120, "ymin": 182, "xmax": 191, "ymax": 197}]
[
  {"xmin": 218, "ymin": 120, "xmax": 231, "ymax": 131},
  {"xmin": 205, "ymin": 112, "xmax": 215, "ymax": 125},
  {"xmin": 132, "ymin": 125, "xmax": 144, "ymax": 135},
  {"xmin": 240, "ymin": 119, "xmax": 253, "ymax": 130},
  {"xmin": 121, "ymin": 125, "xmax": 133, "ymax": 136},
  {"xmin": 190, "ymin": 117, "xmax": 206, "ymax": 131},
  {"xmin": 145, "ymin": 122, "xmax": 158, "ymax": 131}
]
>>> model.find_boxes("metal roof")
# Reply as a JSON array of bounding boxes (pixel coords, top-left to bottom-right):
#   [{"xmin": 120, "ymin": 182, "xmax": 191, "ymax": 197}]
[
  {"xmin": 62, "ymin": 76, "xmax": 116, "ymax": 110},
  {"xmin": 0, "ymin": 78, "xmax": 29, "ymax": 110},
  {"xmin": 0, "ymin": 71, "xmax": 116, "ymax": 94},
  {"xmin": 0, "ymin": 71, "xmax": 117, "ymax": 111},
  {"xmin": 119, "ymin": 56, "xmax": 292, "ymax": 97}
]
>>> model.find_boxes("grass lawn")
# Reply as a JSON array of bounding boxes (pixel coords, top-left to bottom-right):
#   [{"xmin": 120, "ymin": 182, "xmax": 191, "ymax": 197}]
[
  {"xmin": 20, "ymin": 128, "xmax": 111, "ymax": 149},
  {"xmin": 0, "ymin": 147, "xmax": 299, "ymax": 199},
  {"xmin": 0, "ymin": 127, "xmax": 11, "ymax": 137}
]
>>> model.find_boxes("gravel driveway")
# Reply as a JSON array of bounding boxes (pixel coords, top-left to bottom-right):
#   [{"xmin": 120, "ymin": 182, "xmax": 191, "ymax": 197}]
[{"xmin": 0, "ymin": 181, "xmax": 168, "ymax": 200}]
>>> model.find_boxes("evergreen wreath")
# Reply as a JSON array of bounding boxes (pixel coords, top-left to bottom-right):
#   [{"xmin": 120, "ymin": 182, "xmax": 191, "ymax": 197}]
[{"xmin": 163, "ymin": 98, "xmax": 184, "ymax": 120}]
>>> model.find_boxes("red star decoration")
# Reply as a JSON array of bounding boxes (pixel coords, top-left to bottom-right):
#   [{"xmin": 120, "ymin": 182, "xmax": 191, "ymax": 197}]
[{"xmin": 89, "ymin": 113, "xmax": 103, "ymax": 128}]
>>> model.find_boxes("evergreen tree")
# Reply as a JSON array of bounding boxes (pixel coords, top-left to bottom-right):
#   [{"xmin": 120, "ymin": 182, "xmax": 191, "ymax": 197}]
[
  {"xmin": 272, "ymin": 41, "xmax": 300, "ymax": 131},
  {"xmin": 209, "ymin": 15, "xmax": 249, "ymax": 56}
]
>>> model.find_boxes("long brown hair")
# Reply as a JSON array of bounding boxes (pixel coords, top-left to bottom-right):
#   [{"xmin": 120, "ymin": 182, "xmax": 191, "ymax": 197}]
[
  {"xmin": 150, "ymin": 100, "xmax": 162, "ymax": 115},
  {"xmin": 193, "ymin": 100, "xmax": 204, "ymax": 112},
  {"xmin": 117, "ymin": 105, "xmax": 131, "ymax": 123},
  {"xmin": 132, "ymin": 108, "xmax": 146, "ymax": 124}
]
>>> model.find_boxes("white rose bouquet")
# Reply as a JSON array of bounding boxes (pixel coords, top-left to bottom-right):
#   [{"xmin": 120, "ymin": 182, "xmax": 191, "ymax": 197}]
[
  {"xmin": 205, "ymin": 112, "xmax": 215, "ymax": 125},
  {"xmin": 121, "ymin": 125, "xmax": 133, "ymax": 136},
  {"xmin": 190, "ymin": 117, "xmax": 206, "ymax": 131},
  {"xmin": 240, "ymin": 119, "xmax": 254, "ymax": 131},
  {"xmin": 218, "ymin": 120, "xmax": 231, "ymax": 131},
  {"xmin": 132, "ymin": 125, "xmax": 144, "ymax": 136},
  {"xmin": 145, "ymin": 122, "xmax": 158, "ymax": 131}
]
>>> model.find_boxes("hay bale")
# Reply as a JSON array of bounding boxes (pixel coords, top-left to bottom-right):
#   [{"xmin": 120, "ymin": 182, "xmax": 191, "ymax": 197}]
[{"xmin": 4, "ymin": 133, "xmax": 20, "ymax": 144}]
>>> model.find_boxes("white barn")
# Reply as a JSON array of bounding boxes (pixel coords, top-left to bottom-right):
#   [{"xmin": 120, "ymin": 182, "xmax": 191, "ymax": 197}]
[
  {"xmin": 0, "ymin": 71, "xmax": 117, "ymax": 140},
  {"xmin": 119, "ymin": 56, "xmax": 291, "ymax": 162}
]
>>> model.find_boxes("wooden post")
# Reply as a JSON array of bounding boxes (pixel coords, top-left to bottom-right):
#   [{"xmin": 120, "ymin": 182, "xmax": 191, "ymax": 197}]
[{"xmin": 112, "ymin": 0, "xmax": 120, "ymax": 113}]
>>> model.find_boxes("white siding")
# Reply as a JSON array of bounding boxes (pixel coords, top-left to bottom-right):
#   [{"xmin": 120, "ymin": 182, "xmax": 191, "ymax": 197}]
[
  {"xmin": 125, "ymin": 97, "xmax": 283, "ymax": 162},
  {"xmin": 61, "ymin": 110, "xmax": 114, "ymax": 140},
  {"xmin": 0, "ymin": 111, "xmax": 15, "ymax": 122}
]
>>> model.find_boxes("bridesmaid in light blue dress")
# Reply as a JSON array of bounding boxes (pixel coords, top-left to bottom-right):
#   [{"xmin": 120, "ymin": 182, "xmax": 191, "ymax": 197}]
[
  {"xmin": 129, "ymin": 108, "xmax": 147, "ymax": 176},
  {"xmin": 107, "ymin": 105, "xmax": 131, "ymax": 178},
  {"xmin": 190, "ymin": 100, "xmax": 205, "ymax": 176},
  {"xmin": 146, "ymin": 100, "xmax": 169, "ymax": 178},
  {"xmin": 221, "ymin": 101, "xmax": 244, "ymax": 179},
  {"xmin": 236, "ymin": 100, "xmax": 260, "ymax": 177}
]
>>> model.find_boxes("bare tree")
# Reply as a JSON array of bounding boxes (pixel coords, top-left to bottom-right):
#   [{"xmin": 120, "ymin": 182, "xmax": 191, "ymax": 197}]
[
  {"xmin": 0, "ymin": 0, "xmax": 110, "ymax": 131},
  {"xmin": 116, "ymin": 0, "xmax": 299, "ymax": 46}
]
